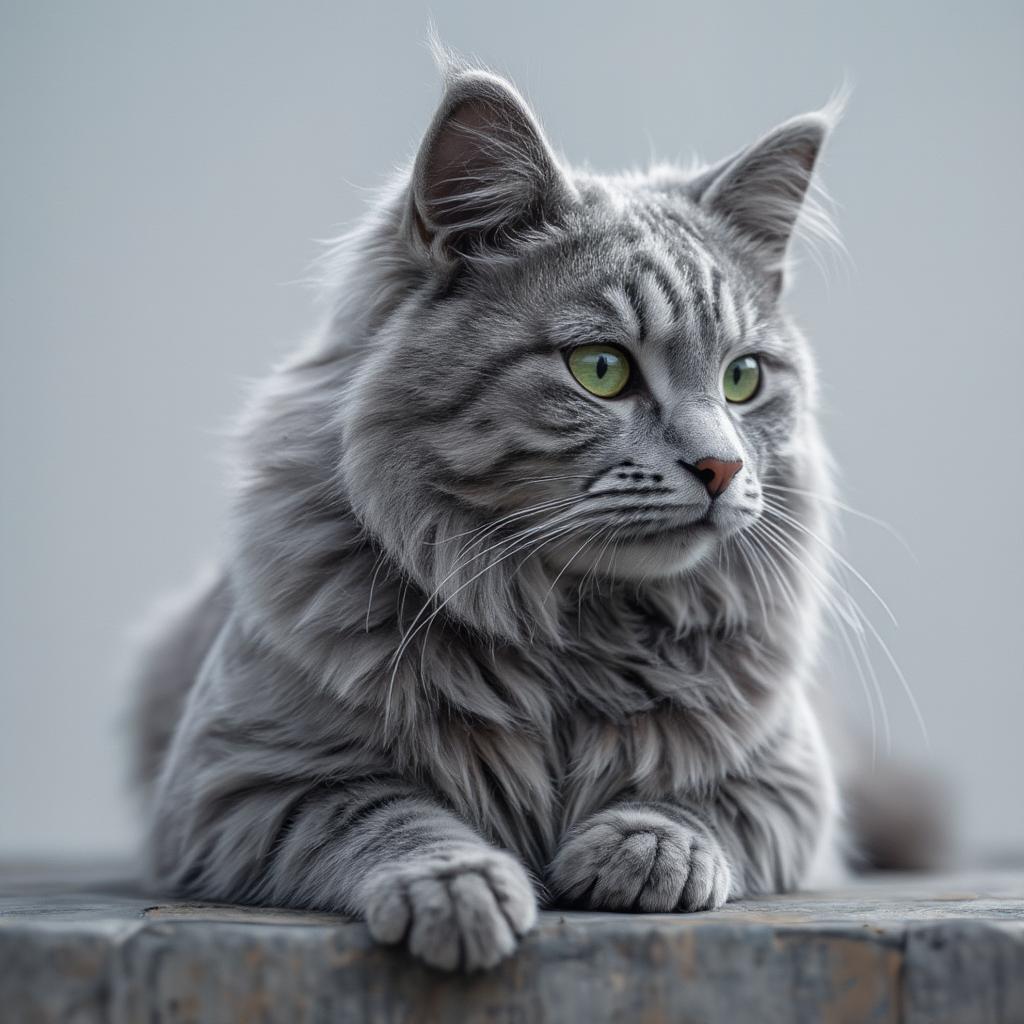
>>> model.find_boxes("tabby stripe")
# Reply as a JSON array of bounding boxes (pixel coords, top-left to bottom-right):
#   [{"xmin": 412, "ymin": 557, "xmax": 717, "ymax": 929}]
[
  {"xmin": 717, "ymin": 279, "xmax": 741, "ymax": 341},
  {"xmin": 258, "ymin": 781, "xmax": 346, "ymax": 877},
  {"xmin": 621, "ymin": 277, "xmax": 649, "ymax": 343},
  {"xmin": 439, "ymin": 448, "xmax": 556, "ymax": 487},
  {"xmin": 343, "ymin": 800, "xmax": 461, "ymax": 865},
  {"xmin": 735, "ymin": 294, "xmax": 752, "ymax": 341},
  {"xmin": 691, "ymin": 286, "xmax": 713, "ymax": 344},
  {"xmin": 523, "ymin": 416, "xmax": 599, "ymax": 440},
  {"xmin": 710, "ymin": 266, "xmax": 723, "ymax": 323},
  {"xmin": 282, "ymin": 785, "xmax": 422, "ymax": 873},
  {"xmin": 746, "ymin": 393, "xmax": 792, "ymax": 423},
  {"xmin": 594, "ymin": 285, "xmax": 640, "ymax": 335},
  {"xmin": 438, "ymin": 438, "xmax": 598, "ymax": 487},
  {"xmin": 635, "ymin": 255, "xmax": 686, "ymax": 328},
  {"xmin": 665, "ymin": 250, "xmax": 711, "ymax": 341},
  {"xmin": 425, "ymin": 341, "xmax": 556, "ymax": 421}
]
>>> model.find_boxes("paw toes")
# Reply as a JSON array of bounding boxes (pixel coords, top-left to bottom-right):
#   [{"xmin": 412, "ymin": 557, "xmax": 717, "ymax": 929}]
[
  {"xmin": 551, "ymin": 809, "xmax": 733, "ymax": 914},
  {"xmin": 406, "ymin": 877, "xmax": 461, "ymax": 971},
  {"xmin": 679, "ymin": 844, "xmax": 732, "ymax": 911},
  {"xmin": 710, "ymin": 865, "xmax": 731, "ymax": 909},
  {"xmin": 367, "ymin": 852, "xmax": 536, "ymax": 972},
  {"xmin": 481, "ymin": 859, "xmax": 537, "ymax": 936},
  {"xmin": 449, "ymin": 872, "xmax": 515, "ymax": 970},
  {"xmin": 365, "ymin": 886, "xmax": 410, "ymax": 945},
  {"xmin": 591, "ymin": 831, "xmax": 659, "ymax": 909},
  {"xmin": 679, "ymin": 846, "xmax": 716, "ymax": 910}
]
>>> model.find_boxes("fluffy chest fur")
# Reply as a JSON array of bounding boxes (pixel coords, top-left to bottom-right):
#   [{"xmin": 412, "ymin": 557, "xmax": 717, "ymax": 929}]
[{"xmin": 230, "ymin": 473, "xmax": 808, "ymax": 877}]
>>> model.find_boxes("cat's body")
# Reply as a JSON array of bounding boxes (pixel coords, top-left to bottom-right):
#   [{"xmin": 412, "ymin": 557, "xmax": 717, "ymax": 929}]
[{"xmin": 134, "ymin": 57, "xmax": 847, "ymax": 971}]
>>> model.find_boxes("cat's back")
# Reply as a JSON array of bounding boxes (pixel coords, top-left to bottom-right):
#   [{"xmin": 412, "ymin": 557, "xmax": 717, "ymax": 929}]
[{"xmin": 128, "ymin": 566, "xmax": 232, "ymax": 793}]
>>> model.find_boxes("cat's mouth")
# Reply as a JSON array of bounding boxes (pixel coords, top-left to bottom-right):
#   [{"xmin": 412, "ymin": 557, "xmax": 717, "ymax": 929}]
[{"xmin": 596, "ymin": 498, "xmax": 756, "ymax": 542}]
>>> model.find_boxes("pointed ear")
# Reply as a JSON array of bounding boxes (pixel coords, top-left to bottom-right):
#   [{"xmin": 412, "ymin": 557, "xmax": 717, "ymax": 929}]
[
  {"xmin": 407, "ymin": 69, "xmax": 575, "ymax": 262},
  {"xmin": 690, "ymin": 112, "xmax": 834, "ymax": 285}
]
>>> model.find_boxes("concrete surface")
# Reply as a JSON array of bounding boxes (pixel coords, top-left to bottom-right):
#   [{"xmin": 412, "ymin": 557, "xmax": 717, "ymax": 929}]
[{"xmin": 1, "ymin": 863, "xmax": 1022, "ymax": 1023}]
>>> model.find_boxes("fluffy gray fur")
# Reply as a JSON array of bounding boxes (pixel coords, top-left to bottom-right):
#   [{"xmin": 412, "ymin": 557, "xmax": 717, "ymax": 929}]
[{"xmin": 132, "ymin": 55, "xmax": 846, "ymax": 972}]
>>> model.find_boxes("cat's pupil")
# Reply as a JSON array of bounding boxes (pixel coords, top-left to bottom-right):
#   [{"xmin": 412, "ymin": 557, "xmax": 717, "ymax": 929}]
[
  {"xmin": 596, "ymin": 355, "xmax": 608, "ymax": 379},
  {"xmin": 732, "ymin": 365, "xmax": 742, "ymax": 385}
]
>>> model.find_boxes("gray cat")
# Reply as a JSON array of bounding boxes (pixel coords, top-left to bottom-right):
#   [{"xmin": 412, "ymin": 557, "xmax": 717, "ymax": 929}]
[{"xmin": 132, "ymin": 54, "xmax": 847, "ymax": 972}]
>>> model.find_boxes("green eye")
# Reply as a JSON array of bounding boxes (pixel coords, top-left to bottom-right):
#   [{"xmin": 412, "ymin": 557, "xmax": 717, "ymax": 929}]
[
  {"xmin": 723, "ymin": 355, "xmax": 761, "ymax": 403},
  {"xmin": 568, "ymin": 345, "xmax": 631, "ymax": 398}
]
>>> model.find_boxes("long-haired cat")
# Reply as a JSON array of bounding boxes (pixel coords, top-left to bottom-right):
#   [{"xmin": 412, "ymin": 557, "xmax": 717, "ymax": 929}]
[{"xmin": 132, "ymin": 53, "xmax": 848, "ymax": 971}]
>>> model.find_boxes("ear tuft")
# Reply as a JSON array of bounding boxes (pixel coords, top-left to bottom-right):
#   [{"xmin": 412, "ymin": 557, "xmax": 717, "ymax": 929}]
[
  {"xmin": 691, "ymin": 101, "xmax": 842, "ymax": 282},
  {"xmin": 408, "ymin": 58, "xmax": 574, "ymax": 262},
  {"xmin": 425, "ymin": 25, "xmax": 475, "ymax": 88}
]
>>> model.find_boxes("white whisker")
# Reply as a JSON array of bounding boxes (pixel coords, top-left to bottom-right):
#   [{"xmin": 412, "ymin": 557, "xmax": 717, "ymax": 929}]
[
  {"xmin": 763, "ymin": 500, "xmax": 899, "ymax": 628},
  {"xmin": 762, "ymin": 482, "xmax": 915, "ymax": 561}
]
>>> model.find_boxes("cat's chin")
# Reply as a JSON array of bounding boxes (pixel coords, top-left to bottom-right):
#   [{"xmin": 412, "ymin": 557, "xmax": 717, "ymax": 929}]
[{"xmin": 547, "ymin": 524, "xmax": 720, "ymax": 583}]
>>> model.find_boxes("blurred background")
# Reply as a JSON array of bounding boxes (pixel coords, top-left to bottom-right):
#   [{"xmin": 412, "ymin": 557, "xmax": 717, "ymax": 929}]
[{"xmin": 1, "ymin": 1, "xmax": 1021, "ymax": 862}]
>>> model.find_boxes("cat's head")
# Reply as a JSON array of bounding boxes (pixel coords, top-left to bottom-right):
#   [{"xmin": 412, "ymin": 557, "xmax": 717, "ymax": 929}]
[{"xmin": 333, "ymin": 61, "xmax": 836, "ymax": 642}]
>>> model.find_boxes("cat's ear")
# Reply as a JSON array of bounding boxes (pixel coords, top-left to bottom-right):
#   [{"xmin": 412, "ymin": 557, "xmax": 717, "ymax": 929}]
[
  {"xmin": 690, "ymin": 110, "xmax": 836, "ymax": 291},
  {"xmin": 406, "ymin": 67, "xmax": 575, "ymax": 262}
]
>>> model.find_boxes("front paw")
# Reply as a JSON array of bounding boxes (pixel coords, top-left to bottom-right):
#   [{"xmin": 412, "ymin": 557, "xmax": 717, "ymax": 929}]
[
  {"xmin": 549, "ymin": 805, "xmax": 732, "ymax": 912},
  {"xmin": 361, "ymin": 846, "xmax": 537, "ymax": 971}
]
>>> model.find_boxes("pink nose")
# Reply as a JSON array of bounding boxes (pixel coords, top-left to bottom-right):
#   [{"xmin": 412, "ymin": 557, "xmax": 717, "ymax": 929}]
[{"xmin": 685, "ymin": 457, "xmax": 743, "ymax": 497}]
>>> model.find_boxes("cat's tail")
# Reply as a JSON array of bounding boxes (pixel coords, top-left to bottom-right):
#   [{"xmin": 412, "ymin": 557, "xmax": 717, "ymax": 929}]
[
  {"xmin": 842, "ymin": 748, "xmax": 950, "ymax": 871},
  {"xmin": 812, "ymin": 684, "xmax": 950, "ymax": 871},
  {"xmin": 124, "ymin": 565, "xmax": 232, "ymax": 795}
]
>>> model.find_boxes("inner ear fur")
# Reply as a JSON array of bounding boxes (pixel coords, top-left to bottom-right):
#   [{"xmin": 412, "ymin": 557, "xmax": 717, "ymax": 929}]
[{"xmin": 408, "ymin": 70, "xmax": 574, "ymax": 261}]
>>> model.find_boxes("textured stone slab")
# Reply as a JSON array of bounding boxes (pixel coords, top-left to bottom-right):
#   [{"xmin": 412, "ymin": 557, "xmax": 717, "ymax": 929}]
[{"xmin": 1, "ymin": 863, "xmax": 1022, "ymax": 1023}]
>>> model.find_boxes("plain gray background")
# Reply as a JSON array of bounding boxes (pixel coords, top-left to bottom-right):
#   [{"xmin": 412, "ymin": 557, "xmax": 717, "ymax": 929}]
[{"xmin": 2, "ymin": 1, "xmax": 1021, "ymax": 860}]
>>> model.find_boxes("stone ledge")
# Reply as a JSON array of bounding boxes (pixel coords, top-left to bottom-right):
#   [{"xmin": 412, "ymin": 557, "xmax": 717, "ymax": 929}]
[{"xmin": 1, "ymin": 864, "xmax": 1022, "ymax": 1023}]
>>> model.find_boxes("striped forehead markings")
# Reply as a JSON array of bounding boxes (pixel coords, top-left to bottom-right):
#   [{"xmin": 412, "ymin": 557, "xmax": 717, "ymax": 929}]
[
  {"xmin": 602, "ymin": 256, "xmax": 752, "ymax": 358},
  {"xmin": 621, "ymin": 277, "xmax": 649, "ymax": 343},
  {"xmin": 624, "ymin": 205, "xmax": 731, "ymax": 344},
  {"xmin": 634, "ymin": 265, "xmax": 678, "ymax": 341},
  {"xmin": 633, "ymin": 253, "xmax": 686, "ymax": 327},
  {"xmin": 624, "ymin": 251, "xmax": 720, "ymax": 347}
]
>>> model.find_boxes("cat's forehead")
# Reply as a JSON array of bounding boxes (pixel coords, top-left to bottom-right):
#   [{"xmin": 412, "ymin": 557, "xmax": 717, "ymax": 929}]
[{"xmin": 513, "ymin": 180, "xmax": 773, "ymax": 362}]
